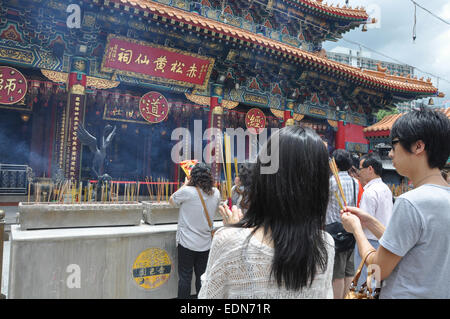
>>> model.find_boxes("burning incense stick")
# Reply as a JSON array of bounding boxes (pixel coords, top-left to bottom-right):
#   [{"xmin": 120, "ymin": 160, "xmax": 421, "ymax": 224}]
[
  {"xmin": 27, "ymin": 182, "xmax": 31, "ymax": 203},
  {"xmin": 145, "ymin": 177, "xmax": 151, "ymax": 200},
  {"xmin": 329, "ymin": 158, "xmax": 347, "ymax": 206},
  {"xmin": 219, "ymin": 136, "xmax": 229, "ymax": 198},
  {"xmin": 137, "ymin": 182, "xmax": 140, "ymax": 202},
  {"xmin": 224, "ymin": 134, "xmax": 233, "ymax": 205},
  {"xmin": 334, "ymin": 191, "xmax": 344, "ymax": 211},
  {"xmin": 165, "ymin": 180, "xmax": 169, "ymax": 202},
  {"xmin": 48, "ymin": 185, "xmax": 53, "ymax": 203}
]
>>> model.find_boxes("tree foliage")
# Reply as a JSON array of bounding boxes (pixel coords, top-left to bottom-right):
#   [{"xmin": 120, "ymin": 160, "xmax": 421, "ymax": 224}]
[{"xmin": 376, "ymin": 108, "xmax": 399, "ymax": 122}]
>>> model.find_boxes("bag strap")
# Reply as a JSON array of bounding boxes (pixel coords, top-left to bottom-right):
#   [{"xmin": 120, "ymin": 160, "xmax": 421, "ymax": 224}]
[
  {"xmin": 352, "ymin": 178, "xmax": 356, "ymax": 206},
  {"xmin": 351, "ymin": 249, "xmax": 376, "ymax": 287},
  {"xmin": 195, "ymin": 186, "xmax": 213, "ymax": 230}
]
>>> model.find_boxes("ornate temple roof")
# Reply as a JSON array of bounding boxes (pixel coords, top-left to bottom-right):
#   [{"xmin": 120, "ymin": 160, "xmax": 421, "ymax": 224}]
[
  {"xmin": 287, "ymin": 0, "xmax": 369, "ymax": 20},
  {"xmin": 111, "ymin": 0, "xmax": 439, "ymax": 98},
  {"xmin": 364, "ymin": 108, "xmax": 450, "ymax": 136},
  {"xmin": 363, "ymin": 113, "xmax": 403, "ymax": 136}
]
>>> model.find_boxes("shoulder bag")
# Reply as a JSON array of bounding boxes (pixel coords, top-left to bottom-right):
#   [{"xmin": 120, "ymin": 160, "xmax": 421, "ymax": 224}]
[
  {"xmin": 195, "ymin": 186, "xmax": 216, "ymax": 238},
  {"xmin": 344, "ymin": 250, "xmax": 380, "ymax": 299}
]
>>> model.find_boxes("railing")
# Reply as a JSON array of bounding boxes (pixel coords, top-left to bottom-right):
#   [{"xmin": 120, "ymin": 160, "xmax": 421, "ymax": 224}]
[{"xmin": 0, "ymin": 164, "xmax": 29, "ymax": 195}]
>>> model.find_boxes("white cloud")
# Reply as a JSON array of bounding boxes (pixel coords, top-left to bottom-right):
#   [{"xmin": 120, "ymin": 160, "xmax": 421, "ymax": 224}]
[{"xmin": 441, "ymin": 3, "xmax": 450, "ymax": 20}]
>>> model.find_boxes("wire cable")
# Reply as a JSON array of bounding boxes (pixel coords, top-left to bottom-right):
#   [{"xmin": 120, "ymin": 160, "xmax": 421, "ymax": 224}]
[
  {"xmin": 410, "ymin": 0, "xmax": 450, "ymax": 26},
  {"xmin": 249, "ymin": 0, "xmax": 450, "ymax": 87}
]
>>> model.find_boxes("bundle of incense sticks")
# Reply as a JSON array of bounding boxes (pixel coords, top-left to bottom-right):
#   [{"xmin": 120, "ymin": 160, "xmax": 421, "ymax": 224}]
[
  {"xmin": 329, "ymin": 157, "xmax": 347, "ymax": 207},
  {"xmin": 223, "ymin": 134, "xmax": 233, "ymax": 205},
  {"xmin": 145, "ymin": 177, "xmax": 152, "ymax": 200},
  {"xmin": 220, "ymin": 142, "xmax": 228, "ymax": 198},
  {"xmin": 334, "ymin": 191, "xmax": 344, "ymax": 211},
  {"xmin": 225, "ymin": 135, "xmax": 233, "ymax": 199},
  {"xmin": 142, "ymin": 178, "xmax": 177, "ymax": 202}
]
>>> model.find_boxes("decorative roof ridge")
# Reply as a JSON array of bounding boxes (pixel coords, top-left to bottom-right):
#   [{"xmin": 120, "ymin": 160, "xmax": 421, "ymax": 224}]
[
  {"xmin": 364, "ymin": 109, "xmax": 450, "ymax": 133},
  {"xmin": 361, "ymin": 69, "xmax": 435, "ymax": 87},
  {"xmin": 111, "ymin": 0, "xmax": 438, "ymax": 95},
  {"xmin": 363, "ymin": 113, "xmax": 403, "ymax": 132},
  {"xmin": 287, "ymin": 0, "xmax": 369, "ymax": 20}
]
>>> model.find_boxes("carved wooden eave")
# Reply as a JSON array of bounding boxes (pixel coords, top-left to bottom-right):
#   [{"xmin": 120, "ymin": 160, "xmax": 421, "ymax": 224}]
[
  {"xmin": 270, "ymin": 108, "xmax": 285, "ymax": 119},
  {"xmin": 184, "ymin": 93, "xmax": 239, "ymax": 109},
  {"xmin": 41, "ymin": 69, "xmax": 120, "ymax": 90}
]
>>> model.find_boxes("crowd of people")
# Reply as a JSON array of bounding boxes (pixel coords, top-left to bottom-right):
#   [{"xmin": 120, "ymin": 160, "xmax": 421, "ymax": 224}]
[{"xmin": 170, "ymin": 108, "xmax": 450, "ymax": 299}]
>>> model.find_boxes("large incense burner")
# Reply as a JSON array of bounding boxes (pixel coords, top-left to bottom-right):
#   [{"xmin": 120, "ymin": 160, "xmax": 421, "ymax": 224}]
[
  {"xmin": 142, "ymin": 201, "xmax": 222, "ymax": 225},
  {"xmin": 18, "ymin": 201, "xmax": 143, "ymax": 230}
]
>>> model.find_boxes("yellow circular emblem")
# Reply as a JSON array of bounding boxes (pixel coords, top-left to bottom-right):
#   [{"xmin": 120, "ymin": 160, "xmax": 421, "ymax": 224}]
[{"xmin": 132, "ymin": 248, "xmax": 172, "ymax": 290}]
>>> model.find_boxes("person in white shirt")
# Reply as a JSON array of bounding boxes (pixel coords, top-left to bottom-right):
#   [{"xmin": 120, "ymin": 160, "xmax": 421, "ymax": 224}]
[
  {"xmin": 169, "ymin": 163, "xmax": 221, "ymax": 299},
  {"xmin": 354, "ymin": 153, "xmax": 393, "ymax": 287}
]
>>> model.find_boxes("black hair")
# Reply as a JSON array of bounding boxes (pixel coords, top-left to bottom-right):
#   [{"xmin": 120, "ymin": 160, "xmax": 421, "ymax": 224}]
[
  {"xmin": 188, "ymin": 163, "xmax": 214, "ymax": 196},
  {"xmin": 237, "ymin": 162, "xmax": 255, "ymax": 210},
  {"xmin": 234, "ymin": 126, "xmax": 330, "ymax": 290},
  {"xmin": 390, "ymin": 108, "xmax": 450, "ymax": 169},
  {"xmin": 351, "ymin": 154, "xmax": 360, "ymax": 169},
  {"xmin": 332, "ymin": 149, "xmax": 353, "ymax": 171},
  {"xmin": 360, "ymin": 153, "xmax": 383, "ymax": 176},
  {"xmin": 238, "ymin": 162, "xmax": 254, "ymax": 188}
]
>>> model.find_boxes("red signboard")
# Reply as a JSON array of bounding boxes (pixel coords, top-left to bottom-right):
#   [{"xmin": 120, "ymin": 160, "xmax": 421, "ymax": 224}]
[
  {"xmin": 101, "ymin": 35, "xmax": 215, "ymax": 90},
  {"xmin": 139, "ymin": 91, "xmax": 169, "ymax": 124},
  {"xmin": 245, "ymin": 108, "xmax": 266, "ymax": 134},
  {"xmin": 0, "ymin": 66, "xmax": 27, "ymax": 105}
]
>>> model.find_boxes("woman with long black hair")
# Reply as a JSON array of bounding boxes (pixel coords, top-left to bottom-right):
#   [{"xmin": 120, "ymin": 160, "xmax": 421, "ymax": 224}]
[
  {"xmin": 169, "ymin": 163, "xmax": 221, "ymax": 298},
  {"xmin": 198, "ymin": 126, "xmax": 334, "ymax": 298}
]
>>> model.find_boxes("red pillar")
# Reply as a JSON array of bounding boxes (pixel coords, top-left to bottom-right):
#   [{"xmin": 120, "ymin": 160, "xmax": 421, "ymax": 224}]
[{"xmin": 336, "ymin": 121, "xmax": 346, "ymax": 150}]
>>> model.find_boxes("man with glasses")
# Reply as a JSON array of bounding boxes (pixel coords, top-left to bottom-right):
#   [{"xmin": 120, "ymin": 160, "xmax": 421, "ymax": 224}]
[
  {"xmin": 341, "ymin": 108, "xmax": 450, "ymax": 298},
  {"xmin": 353, "ymin": 153, "xmax": 393, "ymax": 287}
]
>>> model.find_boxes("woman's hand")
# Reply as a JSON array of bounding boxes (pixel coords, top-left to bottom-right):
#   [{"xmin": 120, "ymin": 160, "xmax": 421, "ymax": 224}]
[
  {"xmin": 218, "ymin": 204, "xmax": 243, "ymax": 226},
  {"xmin": 341, "ymin": 206, "xmax": 373, "ymax": 229},
  {"xmin": 341, "ymin": 206, "xmax": 386, "ymax": 240},
  {"xmin": 340, "ymin": 211, "xmax": 361, "ymax": 234}
]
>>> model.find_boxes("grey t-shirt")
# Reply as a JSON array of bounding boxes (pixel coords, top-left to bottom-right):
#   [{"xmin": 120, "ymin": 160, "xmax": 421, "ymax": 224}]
[
  {"xmin": 171, "ymin": 186, "xmax": 221, "ymax": 252},
  {"xmin": 379, "ymin": 184, "xmax": 450, "ymax": 299}
]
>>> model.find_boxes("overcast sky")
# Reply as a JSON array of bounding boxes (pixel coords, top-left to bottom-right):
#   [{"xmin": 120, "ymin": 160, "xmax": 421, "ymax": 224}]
[{"xmin": 322, "ymin": 0, "xmax": 450, "ymax": 106}]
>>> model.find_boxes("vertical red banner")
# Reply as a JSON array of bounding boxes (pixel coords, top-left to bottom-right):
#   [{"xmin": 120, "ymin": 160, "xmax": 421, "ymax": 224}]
[{"xmin": 65, "ymin": 94, "xmax": 86, "ymax": 180}]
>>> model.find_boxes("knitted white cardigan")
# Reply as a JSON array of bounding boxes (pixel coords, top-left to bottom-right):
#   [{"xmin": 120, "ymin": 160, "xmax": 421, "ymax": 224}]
[{"xmin": 198, "ymin": 227, "xmax": 335, "ymax": 299}]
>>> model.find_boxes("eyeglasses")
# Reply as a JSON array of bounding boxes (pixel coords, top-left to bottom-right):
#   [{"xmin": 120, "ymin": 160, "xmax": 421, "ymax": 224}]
[
  {"xmin": 391, "ymin": 139, "xmax": 400, "ymax": 146},
  {"xmin": 390, "ymin": 139, "xmax": 401, "ymax": 151}
]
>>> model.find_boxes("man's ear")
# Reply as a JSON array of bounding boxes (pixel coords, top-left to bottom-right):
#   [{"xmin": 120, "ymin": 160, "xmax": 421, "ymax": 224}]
[{"xmin": 412, "ymin": 140, "xmax": 426, "ymax": 155}]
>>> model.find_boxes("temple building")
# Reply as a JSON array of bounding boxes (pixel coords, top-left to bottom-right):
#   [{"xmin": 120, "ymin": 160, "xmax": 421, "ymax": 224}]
[{"xmin": 0, "ymin": 0, "xmax": 443, "ymax": 190}]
